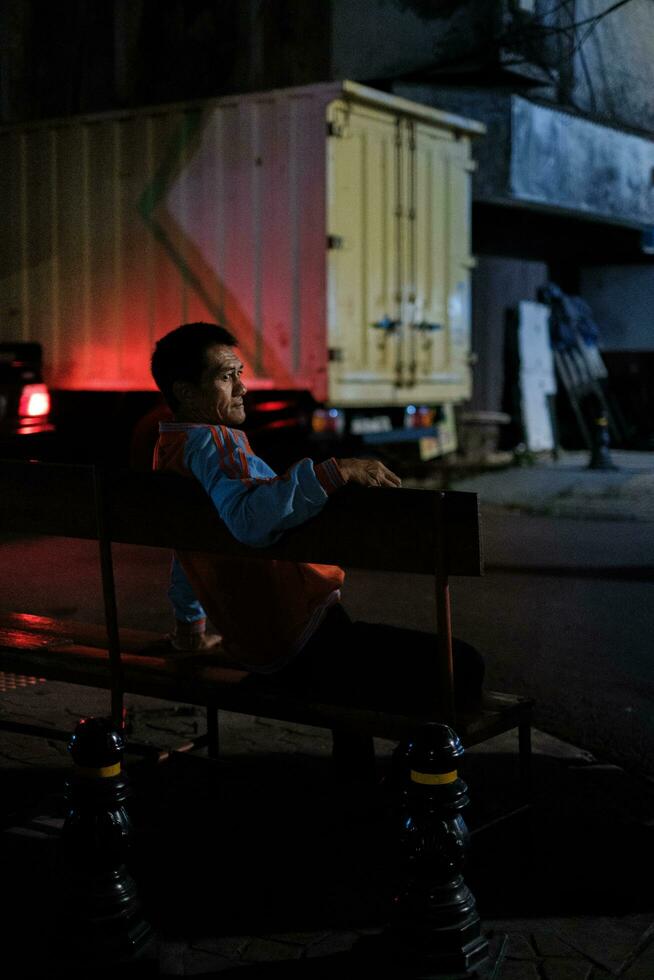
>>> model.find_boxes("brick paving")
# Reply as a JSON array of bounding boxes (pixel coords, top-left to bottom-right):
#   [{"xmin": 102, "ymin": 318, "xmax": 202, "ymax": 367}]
[{"xmin": 0, "ymin": 690, "xmax": 651, "ymax": 978}]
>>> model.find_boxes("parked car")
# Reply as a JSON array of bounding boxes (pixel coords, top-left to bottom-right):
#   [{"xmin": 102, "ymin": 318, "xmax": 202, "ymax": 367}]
[{"xmin": 0, "ymin": 342, "xmax": 54, "ymax": 457}]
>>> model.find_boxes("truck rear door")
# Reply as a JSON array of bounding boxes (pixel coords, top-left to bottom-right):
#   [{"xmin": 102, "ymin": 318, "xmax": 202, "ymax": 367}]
[{"xmin": 326, "ymin": 99, "xmax": 473, "ymax": 408}]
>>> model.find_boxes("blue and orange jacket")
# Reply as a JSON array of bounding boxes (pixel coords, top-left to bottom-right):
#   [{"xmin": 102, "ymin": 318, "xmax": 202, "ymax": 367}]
[{"xmin": 154, "ymin": 422, "xmax": 346, "ymax": 670}]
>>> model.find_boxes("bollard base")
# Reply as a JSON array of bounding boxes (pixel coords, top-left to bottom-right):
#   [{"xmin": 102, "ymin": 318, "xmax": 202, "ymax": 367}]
[
  {"xmin": 56, "ymin": 865, "xmax": 154, "ymax": 977},
  {"xmin": 50, "ymin": 935, "xmax": 158, "ymax": 980},
  {"xmin": 587, "ymin": 417, "xmax": 618, "ymax": 471},
  {"xmin": 588, "ymin": 447, "xmax": 618, "ymax": 470},
  {"xmin": 61, "ymin": 866, "xmax": 153, "ymax": 952},
  {"xmin": 379, "ymin": 934, "xmax": 489, "ymax": 978},
  {"xmin": 355, "ymin": 930, "xmax": 501, "ymax": 979}
]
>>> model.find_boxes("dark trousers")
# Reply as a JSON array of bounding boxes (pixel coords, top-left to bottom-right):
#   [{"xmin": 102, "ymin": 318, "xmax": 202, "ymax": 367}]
[{"xmin": 277, "ymin": 603, "xmax": 484, "ymax": 714}]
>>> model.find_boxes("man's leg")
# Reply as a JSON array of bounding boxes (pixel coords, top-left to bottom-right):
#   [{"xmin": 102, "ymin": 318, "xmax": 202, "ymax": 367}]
[
  {"xmin": 281, "ymin": 605, "xmax": 484, "ymax": 712},
  {"xmin": 346, "ymin": 620, "xmax": 484, "ymax": 713},
  {"xmin": 167, "ymin": 555, "xmax": 221, "ymax": 652}
]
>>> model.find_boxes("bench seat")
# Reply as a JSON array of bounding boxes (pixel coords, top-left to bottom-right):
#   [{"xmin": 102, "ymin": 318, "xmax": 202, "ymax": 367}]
[{"xmin": 0, "ymin": 611, "xmax": 533, "ymax": 748}]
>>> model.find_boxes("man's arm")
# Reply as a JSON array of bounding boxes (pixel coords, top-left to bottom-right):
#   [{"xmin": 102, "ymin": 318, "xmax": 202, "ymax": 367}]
[{"xmin": 184, "ymin": 426, "xmax": 399, "ymax": 548}]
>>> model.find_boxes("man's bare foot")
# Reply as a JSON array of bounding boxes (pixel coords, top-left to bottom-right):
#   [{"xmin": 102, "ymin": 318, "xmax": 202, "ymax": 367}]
[{"xmin": 168, "ymin": 630, "xmax": 223, "ymax": 654}]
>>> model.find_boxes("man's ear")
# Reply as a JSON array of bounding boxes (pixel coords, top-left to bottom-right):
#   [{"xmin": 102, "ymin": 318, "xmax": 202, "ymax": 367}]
[{"xmin": 172, "ymin": 380, "xmax": 193, "ymax": 406}]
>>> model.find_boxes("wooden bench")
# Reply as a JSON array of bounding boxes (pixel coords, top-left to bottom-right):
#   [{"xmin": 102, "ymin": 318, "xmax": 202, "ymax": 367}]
[{"xmin": 0, "ymin": 459, "xmax": 533, "ymax": 793}]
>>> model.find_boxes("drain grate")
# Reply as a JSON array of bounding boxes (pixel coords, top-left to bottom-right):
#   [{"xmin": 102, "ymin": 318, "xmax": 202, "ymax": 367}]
[{"xmin": 0, "ymin": 672, "xmax": 46, "ymax": 693}]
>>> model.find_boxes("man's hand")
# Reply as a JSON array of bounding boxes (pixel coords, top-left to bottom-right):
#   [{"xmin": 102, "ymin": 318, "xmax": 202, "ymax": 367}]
[{"xmin": 336, "ymin": 457, "xmax": 402, "ymax": 488}]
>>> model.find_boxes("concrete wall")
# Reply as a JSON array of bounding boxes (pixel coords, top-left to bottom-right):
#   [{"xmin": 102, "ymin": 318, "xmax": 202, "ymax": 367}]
[
  {"xmin": 581, "ymin": 266, "xmax": 654, "ymax": 352},
  {"xmin": 333, "ymin": 0, "xmax": 654, "ymax": 139},
  {"xmin": 470, "ymin": 256, "xmax": 548, "ymax": 412},
  {"xmin": 571, "ymin": 0, "xmax": 654, "ymax": 137},
  {"xmin": 394, "ymin": 85, "xmax": 654, "ymax": 229},
  {"xmin": 330, "ymin": 0, "xmax": 494, "ymax": 81}
]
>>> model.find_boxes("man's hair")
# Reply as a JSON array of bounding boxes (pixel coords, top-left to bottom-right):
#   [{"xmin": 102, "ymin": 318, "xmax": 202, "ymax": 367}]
[{"xmin": 151, "ymin": 322, "xmax": 238, "ymax": 410}]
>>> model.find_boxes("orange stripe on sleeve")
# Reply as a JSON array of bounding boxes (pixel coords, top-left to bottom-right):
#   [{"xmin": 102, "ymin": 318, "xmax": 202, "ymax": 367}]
[{"xmin": 210, "ymin": 426, "xmax": 234, "ymax": 478}]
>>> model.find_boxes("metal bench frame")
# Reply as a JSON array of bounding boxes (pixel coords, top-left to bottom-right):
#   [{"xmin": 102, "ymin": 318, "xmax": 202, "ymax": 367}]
[{"xmin": 0, "ymin": 459, "xmax": 533, "ymax": 800}]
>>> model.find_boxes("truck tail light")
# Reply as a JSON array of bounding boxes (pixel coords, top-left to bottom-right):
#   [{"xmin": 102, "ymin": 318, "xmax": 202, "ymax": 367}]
[
  {"xmin": 404, "ymin": 405, "xmax": 435, "ymax": 429},
  {"xmin": 312, "ymin": 408, "xmax": 345, "ymax": 435},
  {"xmin": 18, "ymin": 383, "xmax": 51, "ymax": 418}
]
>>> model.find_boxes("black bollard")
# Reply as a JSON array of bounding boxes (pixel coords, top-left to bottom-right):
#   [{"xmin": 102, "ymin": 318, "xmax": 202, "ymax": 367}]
[
  {"xmin": 587, "ymin": 416, "xmax": 618, "ymax": 470},
  {"xmin": 60, "ymin": 717, "xmax": 152, "ymax": 971},
  {"xmin": 384, "ymin": 723, "xmax": 489, "ymax": 977}
]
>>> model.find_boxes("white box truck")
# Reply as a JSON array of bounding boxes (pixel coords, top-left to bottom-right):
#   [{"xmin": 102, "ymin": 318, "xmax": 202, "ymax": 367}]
[{"xmin": 0, "ymin": 80, "xmax": 484, "ymax": 462}]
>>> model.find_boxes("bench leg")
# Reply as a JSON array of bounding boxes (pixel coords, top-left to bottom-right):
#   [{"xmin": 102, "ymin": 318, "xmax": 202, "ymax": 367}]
[
  {"xmin": 518, "ymin": 720, "xmax": 532, "ymax": 804},
  {"xmin": 206, "ymin": 707, "xmax": 220, "ymax": 760},
  {"xmin": 331, "ymin": 729, "xmax": 376, "ymax": 781}
]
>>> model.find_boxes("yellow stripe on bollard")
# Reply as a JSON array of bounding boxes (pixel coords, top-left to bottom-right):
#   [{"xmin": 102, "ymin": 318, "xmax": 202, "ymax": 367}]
[
  {"xmin": 410, "ymin": 769, "xmax": 457, "ymax": 785},
  {"xmin": 74, "ymin": 762, "xmax": 121, "ymax": 778}
]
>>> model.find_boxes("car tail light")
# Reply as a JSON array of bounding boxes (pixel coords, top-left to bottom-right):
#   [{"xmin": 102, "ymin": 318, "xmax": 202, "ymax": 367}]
[
  {"xmin": 18, "ymin": 383, "xmax": 51, "ymax": 418},
  {"xmin": 255, "ymin": 400, "xmax": 294, "ymax": 413}
]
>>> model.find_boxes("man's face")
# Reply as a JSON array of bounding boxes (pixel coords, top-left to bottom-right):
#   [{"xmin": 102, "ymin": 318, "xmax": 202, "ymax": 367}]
[{"xmin": 177, "ymin": 344, "xmax": 247, "ymax": 426}]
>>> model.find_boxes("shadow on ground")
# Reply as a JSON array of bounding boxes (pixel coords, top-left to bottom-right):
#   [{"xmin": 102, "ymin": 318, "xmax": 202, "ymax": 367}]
[
  {"xmin": 132, "ymin": 750, "xmax": 653, "ymax": 926},
  {"xmin": 1, "ymin": 747, "xmax": 652, "ymax": 975}
]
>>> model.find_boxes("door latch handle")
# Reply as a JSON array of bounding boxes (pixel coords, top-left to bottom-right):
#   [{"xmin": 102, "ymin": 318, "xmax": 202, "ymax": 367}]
[{"xmin": 371, "ymin": 315, "xmax": 401, "ymax": 332}]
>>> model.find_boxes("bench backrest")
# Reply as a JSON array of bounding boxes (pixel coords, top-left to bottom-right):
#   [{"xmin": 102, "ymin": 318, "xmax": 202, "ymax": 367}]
[
  {"xmin": 0, "ymin": 459, "xmax": 482, "ymax": 724},
  {"xmin": 0, "ymin": 461, "xmax": 482, "ymax": 576}
]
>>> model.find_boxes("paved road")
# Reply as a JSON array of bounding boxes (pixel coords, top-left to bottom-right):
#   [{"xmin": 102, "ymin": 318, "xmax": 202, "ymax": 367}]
[
  {"xmin": 1, "ymin": 505, "xmax": 653, "ymax": 775},
  {"xmin": 345, "ymin": 507, "xmax": 654, "ymax": 775}
]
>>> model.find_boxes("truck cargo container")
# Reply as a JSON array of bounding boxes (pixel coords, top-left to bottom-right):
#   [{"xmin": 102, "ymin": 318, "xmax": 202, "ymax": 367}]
[{"xmin": 0, "ymin": 80, "xmax": 484, "ymax": 463}]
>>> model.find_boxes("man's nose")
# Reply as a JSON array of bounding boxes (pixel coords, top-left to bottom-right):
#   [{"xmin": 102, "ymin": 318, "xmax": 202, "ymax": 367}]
[{"xmin": 235, "ymin": 376, "xmax": 247, "ymax": 395}]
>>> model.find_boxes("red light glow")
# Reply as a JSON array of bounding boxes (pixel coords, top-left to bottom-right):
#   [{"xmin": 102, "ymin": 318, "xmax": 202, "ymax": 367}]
[
  {"xmin": 18, "ymin": 384, "xmax": 51, "ymax": 418},
  {"xmin": 255, "ymin": 400, "xmax": 293, "ymax": 413},
  {"xmin": 261, "ymin": 418, "xmax": 300, "ymax": 430}
]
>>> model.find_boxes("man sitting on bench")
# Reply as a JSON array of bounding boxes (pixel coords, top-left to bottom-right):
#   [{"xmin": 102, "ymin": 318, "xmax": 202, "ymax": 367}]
[{"xmin": 150, "ymin": 322, "xmax": 483, "ymax": 712}]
